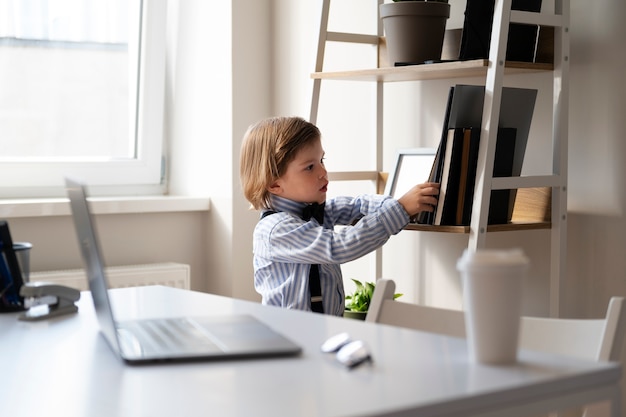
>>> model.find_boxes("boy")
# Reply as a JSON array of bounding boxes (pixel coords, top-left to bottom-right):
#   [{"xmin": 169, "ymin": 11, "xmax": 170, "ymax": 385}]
[{"xmin": 240, "ymin": 116, "xmax": 438, "ymax": 315}]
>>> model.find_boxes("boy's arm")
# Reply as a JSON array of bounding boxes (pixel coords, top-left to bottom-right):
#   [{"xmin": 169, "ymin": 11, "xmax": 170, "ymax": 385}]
[
  {"xmin": 255, "ymin": 197, "xmax": 409, "ymax": 265},
  {"xmin": 325, "ymin": 194, "xmax": 394, "ymax": 226}
]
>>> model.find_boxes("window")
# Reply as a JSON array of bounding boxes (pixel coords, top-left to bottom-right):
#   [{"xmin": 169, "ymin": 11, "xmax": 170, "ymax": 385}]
[{"xmin": 0, "ymin": 0, "xmax": 166, "ymax": 198}]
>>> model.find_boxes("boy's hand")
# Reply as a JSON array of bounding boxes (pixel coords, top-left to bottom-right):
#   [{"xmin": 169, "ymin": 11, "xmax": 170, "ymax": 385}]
[{"xmin": 397, "ymin": 182, "xmax": 440, "ymax": 217}]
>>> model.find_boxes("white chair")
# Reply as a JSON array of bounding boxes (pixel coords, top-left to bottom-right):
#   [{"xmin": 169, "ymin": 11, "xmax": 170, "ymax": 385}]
[{"xmin": 366, "ymin": 279, "xmax": 626, "ymax": 417}]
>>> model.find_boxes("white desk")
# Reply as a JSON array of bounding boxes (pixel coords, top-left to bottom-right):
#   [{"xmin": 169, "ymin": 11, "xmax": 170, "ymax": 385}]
[{"xmin": 0, "ymin": 286, "xmax": 621, "ymax": 417}]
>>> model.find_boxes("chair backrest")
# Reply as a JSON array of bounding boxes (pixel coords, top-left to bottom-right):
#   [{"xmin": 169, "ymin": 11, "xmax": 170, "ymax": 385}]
[
  {"xmin": 366, "ymin": 279, "xmax": 626, "ymax": 417},
  {"xmin": 366, "ymin": 278, "xmax": 466, "ymax": 338},
  {"xmin": 367, "ymin": 279, "xmax": 626, "ymax": 361}
]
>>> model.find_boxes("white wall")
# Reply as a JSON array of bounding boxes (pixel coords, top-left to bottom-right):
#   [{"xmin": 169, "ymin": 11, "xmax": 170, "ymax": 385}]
[
  {"xmin": 165, "ymin": 0, "xmax": 235, "ymax": 295},
  {"xmin": 565, "ymin": 0, "xmax": 626, "ymax": 318},
  {"xmin": 165, "ymin": 0, "xmax": 271, "ymax": 300},
  {"xmin": 7, "ymin": 211, "xmax": 210, "ymax": 291}
]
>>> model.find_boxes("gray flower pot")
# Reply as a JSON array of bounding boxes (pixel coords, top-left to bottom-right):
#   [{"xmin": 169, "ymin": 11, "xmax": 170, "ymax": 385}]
[
  {"xmin": 343, "ymin": 310, "xmax": 367, "ymax": 321},
  {"xmin": 380, "ymin": 1, "xmax": 451, "ymax": 66}
]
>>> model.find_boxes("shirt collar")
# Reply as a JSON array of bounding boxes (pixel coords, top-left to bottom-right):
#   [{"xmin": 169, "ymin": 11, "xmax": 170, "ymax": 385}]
[{"xmin": 269, "ymin": 195, "xmax": 310, "ymax": 217}]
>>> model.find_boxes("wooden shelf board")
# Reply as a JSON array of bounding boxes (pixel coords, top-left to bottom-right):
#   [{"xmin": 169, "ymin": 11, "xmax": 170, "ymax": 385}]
[
  {"xmin": 404, "ymin": 221, "xmax": 551, "ymax": 233},
  {"xmin": 311, "ymin": 60, "xmax": 553, "ymax": 83}
]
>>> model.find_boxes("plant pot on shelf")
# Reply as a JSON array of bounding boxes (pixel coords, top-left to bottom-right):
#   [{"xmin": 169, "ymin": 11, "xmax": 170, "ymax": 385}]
[
  {"xmin": 380, "ymin": 1, "xmax": 451, "ymax": 66},
  {"xmin": 343, "ymin": 310, "xmax": 368, "ymax": 321}
]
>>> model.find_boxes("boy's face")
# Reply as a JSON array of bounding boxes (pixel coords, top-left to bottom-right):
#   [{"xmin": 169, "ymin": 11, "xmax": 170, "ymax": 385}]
[{"xmin": 269, "ymin": 137, "xmax": 328, "ymax": 204}]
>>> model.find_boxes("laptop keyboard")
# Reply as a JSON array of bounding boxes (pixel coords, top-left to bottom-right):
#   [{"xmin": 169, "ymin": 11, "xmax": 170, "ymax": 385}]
[{"xmin": 118, "ymin": 317, "xmax": 224, "ymax": 357}]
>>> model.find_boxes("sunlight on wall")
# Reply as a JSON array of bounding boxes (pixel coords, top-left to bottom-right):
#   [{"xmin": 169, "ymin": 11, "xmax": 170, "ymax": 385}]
[{"xmin": 567, "ymin": 0, "xmax": 626, "ymax": 216}]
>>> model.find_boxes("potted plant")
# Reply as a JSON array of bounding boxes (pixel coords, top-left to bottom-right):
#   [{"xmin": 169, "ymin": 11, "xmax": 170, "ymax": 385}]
[
  {"xmin": 380, "ymin": 0, "xmax": 451, "ymax": 66},
  {"xmin": 344, "ymin": 279, "xmax": 402, "ymax": 320}
]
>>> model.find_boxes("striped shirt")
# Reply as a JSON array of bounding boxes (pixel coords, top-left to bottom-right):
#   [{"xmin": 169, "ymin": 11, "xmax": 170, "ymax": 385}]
[{"xmin": 253, "ymin": 194, "xmax": 410, "ymax": 315}]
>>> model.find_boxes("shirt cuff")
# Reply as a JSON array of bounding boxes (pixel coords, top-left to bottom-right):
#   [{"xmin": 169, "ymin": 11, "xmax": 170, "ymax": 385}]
[{"xmin": 379, "ymin": 198, "xmax": 410, "ymax": 234}]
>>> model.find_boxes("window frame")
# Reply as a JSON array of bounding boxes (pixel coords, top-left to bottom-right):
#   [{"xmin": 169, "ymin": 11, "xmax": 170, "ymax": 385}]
[{"xmin": 0, "ymin": 0, "xmax": 167, "ymax": 198}]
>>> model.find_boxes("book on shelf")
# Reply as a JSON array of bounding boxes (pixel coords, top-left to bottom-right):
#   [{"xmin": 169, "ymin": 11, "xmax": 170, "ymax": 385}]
[
  {"xmin": 488, "ymin": 127, "xmax": 517, "ymax": 224},
  {"xmin": 429, "ymin": 126, "xmax": 518, "ymax": 226},
  {"xmin": 417, "ymin": 84, "xmax": 535, "ymax": 226},
  {"xmin": 417, "ymin": 86, "xmax": 455, "ymax": 225},
  {"xmin": 433, "ymin": 128, "xmax": 464, "ymax": 226},
  {"xmin": 447, "ymin": 84, "xmax": 536, "ymax": 180},
  {"xmin": 457, "ymin": 127, "xmax": 481, "ymax": 225},
  {"xmin": 459, "ymin": 0, "xmax": 543, "ymax": 63},
  {"xmin": 433, "ymin": 127, "xmax": 478, "ymax": 226}
]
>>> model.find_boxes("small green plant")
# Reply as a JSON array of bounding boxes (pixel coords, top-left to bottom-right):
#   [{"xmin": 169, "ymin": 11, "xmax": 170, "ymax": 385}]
[{"xmin": 345, "ymin": 279, "xmax": 402, "ymax": 312}]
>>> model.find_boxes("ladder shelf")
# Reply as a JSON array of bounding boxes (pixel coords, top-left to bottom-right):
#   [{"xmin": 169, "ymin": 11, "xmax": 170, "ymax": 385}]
[{"xmin": 310, "ymin": 0, "xmax": 569, "ymax": 316}]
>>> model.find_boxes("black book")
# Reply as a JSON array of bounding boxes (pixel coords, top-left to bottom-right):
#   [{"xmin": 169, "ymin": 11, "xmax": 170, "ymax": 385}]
[
  {"xmin": 454, "ymin": 127, "xmax": 517, "ymax": 225},
  {"xmin": 446, "ymin": 85, "xmax": 536, "ymax": 182},
  {"xmin": 459, "ymin": 127, "xmax": 481, "ymax": 225},
  {"xmin": 419, "ymin": 85, "xmax": 534, "ymax": 226},
  {"xmin": 417, "ymin": 86, "xmax": 455, "ymax": 225},
  {"xmin": 459, "ymin": 0, "xmax": 542, "ymax": 62},
  {"xmin": 488, "ymin": 127, "xmax": 517, "ymax": 224},
  {"xmin": 436, "ymin": 128, "xmax": 466, "ymax": 226}
]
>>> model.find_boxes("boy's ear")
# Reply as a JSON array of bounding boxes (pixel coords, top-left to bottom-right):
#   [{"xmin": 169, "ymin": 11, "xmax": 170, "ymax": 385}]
[{"xmin": 267, "ymin": 181, "xmax": 282, "ymax": 196}]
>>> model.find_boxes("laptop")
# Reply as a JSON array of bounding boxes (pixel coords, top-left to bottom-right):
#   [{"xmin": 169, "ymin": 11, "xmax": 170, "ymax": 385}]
[{"xmin": 65, "ymin": 177, "xmax": 302, "ymax": 364}]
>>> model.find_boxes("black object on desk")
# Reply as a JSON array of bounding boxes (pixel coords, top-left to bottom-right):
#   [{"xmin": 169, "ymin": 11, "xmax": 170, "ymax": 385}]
[{"xmin": 0, "ymin": 220, "xmax": 26, "ymax": 312}]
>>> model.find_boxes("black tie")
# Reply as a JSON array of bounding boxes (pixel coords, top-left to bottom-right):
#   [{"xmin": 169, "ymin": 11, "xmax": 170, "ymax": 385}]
[
  {"xmin": 302, "ymin": 203, "xmax": 325, "ymax": 313},
  {"xmin": 302, "ymin": 202, "xmax": 325, "ymax": 224}
]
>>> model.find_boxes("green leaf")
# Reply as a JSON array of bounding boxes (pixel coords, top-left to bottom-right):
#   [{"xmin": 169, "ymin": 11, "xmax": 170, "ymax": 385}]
[{"xmin": 345, "ymin": 279, "xmax": 402, "ymax": 313}]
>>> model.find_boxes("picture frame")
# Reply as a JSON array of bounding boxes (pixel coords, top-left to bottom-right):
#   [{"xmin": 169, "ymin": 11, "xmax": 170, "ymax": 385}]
[{"xmin": 384, "ymin": 148, "xmax": 437, "ymax": 199}]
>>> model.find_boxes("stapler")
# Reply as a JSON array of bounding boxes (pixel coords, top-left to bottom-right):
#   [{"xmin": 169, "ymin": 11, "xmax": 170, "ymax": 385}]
[{"xmin": 18, "ymin": 282, "xmax": 80, "ymax": 321}]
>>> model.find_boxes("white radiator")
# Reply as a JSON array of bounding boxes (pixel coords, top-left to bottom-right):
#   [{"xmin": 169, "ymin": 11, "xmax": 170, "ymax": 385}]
[{"xmin": 30, "ymin": 262, "xmax": 190, "ymax": 291}]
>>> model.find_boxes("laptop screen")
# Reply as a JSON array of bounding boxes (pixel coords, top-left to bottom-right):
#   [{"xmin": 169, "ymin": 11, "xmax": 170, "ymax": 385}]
[{"xmin": 65, "ymin": 178, "xmax": 120, "ymax": 351}]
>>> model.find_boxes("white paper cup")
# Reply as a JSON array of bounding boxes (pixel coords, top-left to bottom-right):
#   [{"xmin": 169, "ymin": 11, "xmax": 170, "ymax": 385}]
[{"xmin": 457, "ymin": 248, "xmax": 529, "ymax": 364}]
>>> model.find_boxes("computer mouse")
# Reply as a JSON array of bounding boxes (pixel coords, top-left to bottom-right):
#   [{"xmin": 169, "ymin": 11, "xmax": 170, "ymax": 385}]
[
  {"xmin": 336, "ymin": 340, "xmax": 371, "ymax": 368},
  {"xmin": 321, "ymin": 332, "xmax": 351, "ymax": 353}
]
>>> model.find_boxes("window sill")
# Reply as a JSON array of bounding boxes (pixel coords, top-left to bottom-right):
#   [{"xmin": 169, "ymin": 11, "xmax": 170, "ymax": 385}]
[{"xmin": 0, "ymin": 196, "xmax": 211, "ymax": 218}]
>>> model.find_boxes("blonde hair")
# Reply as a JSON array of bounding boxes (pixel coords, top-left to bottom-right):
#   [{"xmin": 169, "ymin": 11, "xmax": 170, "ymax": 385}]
[{"xmin": 240, "ymin": 116, "xmax": 321, "ymax": 210}]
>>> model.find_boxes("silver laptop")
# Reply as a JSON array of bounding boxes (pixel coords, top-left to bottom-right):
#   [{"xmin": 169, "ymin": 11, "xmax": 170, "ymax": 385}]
[{"xmin": 65, "ymin": 177, "xmax": 301, "ymax": 364}]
